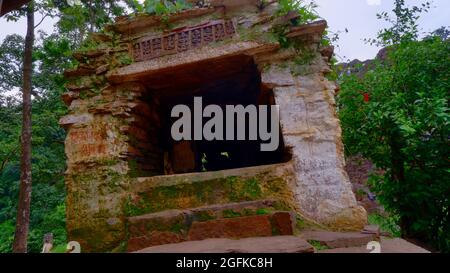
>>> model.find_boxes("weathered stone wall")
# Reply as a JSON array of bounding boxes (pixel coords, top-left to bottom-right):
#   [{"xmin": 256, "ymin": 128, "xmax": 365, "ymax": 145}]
[
  {"xmin": 262, "ymin": 68, "xmax": 366, "ymax": 231},
  {"xmin": 60, "ymin": 0, "xmax": 366, "ymax": 252},
  {"xmin": 255, "ymin": 20, "xmax": 366, "ymax": 231}
]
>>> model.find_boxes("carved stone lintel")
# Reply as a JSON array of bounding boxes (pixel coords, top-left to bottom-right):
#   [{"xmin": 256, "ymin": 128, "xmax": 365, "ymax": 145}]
[{"xmin": 132, "ymin": 20, "xmax": 237, "ymax": 62}]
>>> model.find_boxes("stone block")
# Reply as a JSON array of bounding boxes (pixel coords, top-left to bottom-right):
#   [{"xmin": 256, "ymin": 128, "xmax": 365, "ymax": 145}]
[
  {"xmin": 127, "ymin": 231, "xmax": 184, "ymax": 252},
  {"xmin": 188, "ymin": 215, "xmax": 273, "ymax": 241},
  {"xmin": 271, "ymin": 212, "xmax": 296, "ymax": 235}
]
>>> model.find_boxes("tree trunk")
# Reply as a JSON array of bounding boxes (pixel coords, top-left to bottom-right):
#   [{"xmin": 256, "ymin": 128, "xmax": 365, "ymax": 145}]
[{"xmin": 13, "ymin": 2, "xmax": 34, "ymax": 254}]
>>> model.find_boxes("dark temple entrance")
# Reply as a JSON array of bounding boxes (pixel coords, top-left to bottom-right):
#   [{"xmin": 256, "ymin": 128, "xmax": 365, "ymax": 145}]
[{"xmin": 137, "ymin": 54, "xmax": 288, "ymax": 175}]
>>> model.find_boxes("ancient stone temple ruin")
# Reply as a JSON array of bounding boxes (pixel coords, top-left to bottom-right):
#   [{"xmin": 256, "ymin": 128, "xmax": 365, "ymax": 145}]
[{"xmin": 60, "ymin": 0, "xmax": 367, "ymax": 252}]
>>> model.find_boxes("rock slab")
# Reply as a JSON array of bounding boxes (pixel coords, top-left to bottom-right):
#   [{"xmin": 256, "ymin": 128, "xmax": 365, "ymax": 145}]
[
  {"xmin": 300, "ymin": 231, "xmax": 377, "ymax": 249},
  {"xmin": 135, "ymin": 236, "xmax": 315, "ymax": 253},
  {"xmin": 318, "ymin": 237, "xmax": 430, "ymax": 253}
]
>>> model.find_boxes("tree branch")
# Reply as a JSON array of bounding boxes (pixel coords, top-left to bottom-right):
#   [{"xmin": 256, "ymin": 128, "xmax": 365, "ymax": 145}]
[{"xmin": 34, "ymin": 13, "xmax": 48, "ymax": 29}]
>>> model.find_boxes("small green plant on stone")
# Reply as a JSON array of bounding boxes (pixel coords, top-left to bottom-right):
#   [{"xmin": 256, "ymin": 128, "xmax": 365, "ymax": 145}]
[
  {"xmin": 78, "ymin": 37, "xmax": 103, "ymax": 52},
  {"xmin": 271, "ymin": 1, "xmax": 319, "ymax": 48},
  {"xmin": 223, "ymin": 209, "xmax": 242, "ymax": 219},
  {"xmin": 237, "ymin": 25, "xmax": 279, "ymax": 45},
  {"xmin": 308, "ymin": 240, "xmax": 330, "ymax": 251},
  {"xmin": 170, "ymin": 222, "xmax": 184, "ymax": 233},
  {"xmin": 196, "ymin": 211, "xmax": 216, "ymax": 221},
  {"xmin": 144, "ymin": 0, "xmax": 192, "ymax": 15},
  {"xmin": 117, "ymin": 53, "xmax": 133, "ymax": 66},
  {"xmin": 242, "ymin": 178, "xmax": 263, "ymax": 200},
  {"xmin": 256, "ymin": 208, "xmax": 270, "ymax": 215},
  {"xmin": 276, "ymin": 0, "xmax": 318, "ymax": 25}
]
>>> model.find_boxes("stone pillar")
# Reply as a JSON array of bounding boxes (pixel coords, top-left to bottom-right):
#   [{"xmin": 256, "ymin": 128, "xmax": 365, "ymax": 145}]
[
  {"xmin": 62, "ymin": 113, "xmax": 130, "ymax": 252},
  {"xmin": 261, "ymin": 63, "xmax": 367, "ymax": 231},
  {"xmin": 60, "ymin": 80, "xmax": 160, "ymax": 252}
]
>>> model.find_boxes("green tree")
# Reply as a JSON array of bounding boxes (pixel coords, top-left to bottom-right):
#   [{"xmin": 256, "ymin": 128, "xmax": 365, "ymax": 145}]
[
  {"xmin": 338, "ymin": 0, "xmax": 449, "ymax": 252},
  {"xmin": 0, "ymin": 0, "xmax": 132, "ymax": 253},
  {"xmin": 55, "ymin": 0, "xmax": 129, "ymax": 46},
  {"xmin": 12, "ymin": 1, "xmax": 35, "ymax": 253}
]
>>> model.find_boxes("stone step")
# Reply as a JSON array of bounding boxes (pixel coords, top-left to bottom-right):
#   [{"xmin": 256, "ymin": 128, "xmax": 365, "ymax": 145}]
[
  {"xmin": 318, "ymin": 237, "xmax": 430, "ymax": 253},
  {"xmin": 126, "ymin": 163, "xmax": 296, "ymax": 216},
  {"xmin": 300, "ymin": 231, "xmax": 377, "ymax": 249},
  {"xmin": 134, "ymin": 236, "xmax": 315, "ymax": 253},
  {"xmin": 127, "ymin": 199, "xmax": 280, "ymax": 238},
  {"xmin": 126, "ymin": 200, "xmax": 296, "ymax": 252}
]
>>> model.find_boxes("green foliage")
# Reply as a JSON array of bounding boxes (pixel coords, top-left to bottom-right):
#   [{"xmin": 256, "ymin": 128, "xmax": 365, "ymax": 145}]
[
  {"xmin": 0, "ymin": 92, "xmax": 67, "ymax": 252},
  {"xmin": 56, "ymin": 0, "xmax": 129, "ymax": 46},
  {"xmin": 276, "ymin": 0, "xmax": 318, "ymax": 23},
  {"xmin": 271, "ymin": 1, "xmax": 318, "ymax": 48},
  {"xmin": 0, "ymin": 0, "xmax": 134, "ymax": 253},
  {"xmin": 256, "ymin": 208, "xmax": 270, "ymax": 215},
  {"xmin": 368, "ymin": 213, "xmax": 401, "ymax": 238},
  {"xmin": 338, "ymin": 1, "xmax": 450, "ymax": 252},
  {"xmin": 0, "ymin": 2, "xmax": 79, "ymax": 253},
  {"xmin": 366, "ymin": 0, "xmax": 431, "ymax": 46},
  {"xmin": 28, "ymin": 204, "xmax": 67, "ymax": 252},
  {"xmin": 308, "ymin": 240, "xmax": 330, "ymax": 251},
  {"xmin": 222, "ymin": 209, "xmax": 242, "ymax": 218},
  {"xmin": 144, "ymin": 0, "xmax": 191, "ymax": 15},
  {"xmin": 339, "ymin": 37, "xmax": 449, "ymax": 251},
  {"xmin": 126, "ymin": 0, "xmax": 145, "ymax": 13},
  {"xmin": 0, "ymin": 35, "xmax": 24, "ymax": 91},
  {"xmin": 51, "ymin": 244, "xmax": 68, "ymax": 253},
  {"xmin": 0, "ymin": 221, "xmax": 15, "ymax": 253}
]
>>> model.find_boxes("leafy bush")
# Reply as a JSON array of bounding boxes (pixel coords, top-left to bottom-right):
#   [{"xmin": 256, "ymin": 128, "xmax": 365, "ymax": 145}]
[
  {"xmin": 0, "ymin": 221, "xmax": 15, "ymax": 253},
  {"xmin": 28, "ymin": 204, "xmax": 67, "ymax": 252},
  {"xmin": 368, "ymin": 213, "xmax": 401, "ymax": 238},
  {"xmin": 338, "ymin": 0, "xmax": 449, "ymax": 253},
  {"xmin": 144, "ymin": 0, "xmax": 191, "ymax": 15},
  {"xmin": 339, "ymin": 35, "xmax": 449, "ymax": 252},
  {"xmin": 0, "ymin": 33, "xmax": 69, "ymax": 253},
  {"xmin": 276, "ymin": 0, "xmax": 318, "ymax": 23}
]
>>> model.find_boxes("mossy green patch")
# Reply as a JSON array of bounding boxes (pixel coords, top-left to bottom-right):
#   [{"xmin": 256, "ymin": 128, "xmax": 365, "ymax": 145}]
[
  {"xmin": 237, "ymin": 25, "xmax": 279, "ymax": 45},
  {"xmin": 222, "ymin": 209, "xmax": 242, "ymax": 219},
  {"xmin": 226, "ymin": 177, "xmax": 263, "ymax": 202},
  {"xmin": 124, "ymin": 175, "xmax": 288, "ymax": 217},
  {"xmin": 242, "ymin": 208, "xmax": 255, "ymax": 217},
  {"xmin": 195, "ymin": 211, "xmax": 216, "ymax": 222},
  {"xmin": 111, "ymin": 52, "xmax": 134, "ymax": 68},
  {"xmin": 308, "ymin": 240, "xmax": 331, "ymax": 251},
  {"xmin": 256, "ymin": 208, "xmax": 271, "ymax": 215},
  {"xmin": 169, "ymin": 222, "xmax": 184, "ymax": 233}
]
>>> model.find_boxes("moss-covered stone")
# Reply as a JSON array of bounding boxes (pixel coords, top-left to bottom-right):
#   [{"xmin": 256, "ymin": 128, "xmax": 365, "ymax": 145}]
[
  {"xmin": 125, "ymin": 173, "xmax": 293, "ymax": 217},
  {"xmin": 222, "ymin": 209, "xmax": 242, "ymax": 219},
  {"xmin": 62, "ymin": 1, "xmax": 364, "ymax": 253}
]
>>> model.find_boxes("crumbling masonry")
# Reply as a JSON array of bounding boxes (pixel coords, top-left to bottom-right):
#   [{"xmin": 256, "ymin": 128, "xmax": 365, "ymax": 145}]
[{"xmin": 60, "ymin": 0, "xmax": 367, "ymax": 252}]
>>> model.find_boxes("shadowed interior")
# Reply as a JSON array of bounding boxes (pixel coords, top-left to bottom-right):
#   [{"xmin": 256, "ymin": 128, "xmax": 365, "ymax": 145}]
[{"xmin": 131, "ymin": 54, "xmax": 289, "ymax": 175}]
